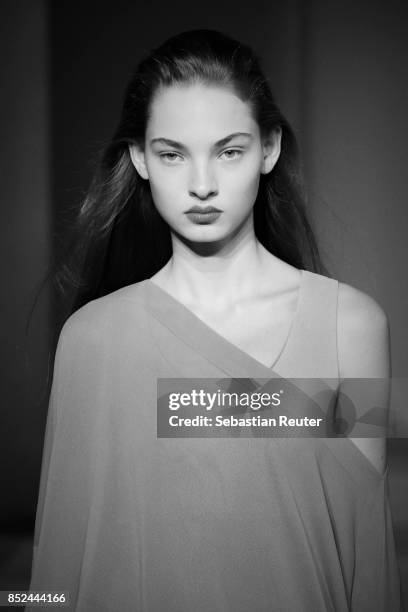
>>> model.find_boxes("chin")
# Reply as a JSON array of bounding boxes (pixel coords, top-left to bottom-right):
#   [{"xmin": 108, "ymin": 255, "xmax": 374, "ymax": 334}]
[{"xmin": 169, "ymin": 224, "xmax": 228, "ymax": 244}]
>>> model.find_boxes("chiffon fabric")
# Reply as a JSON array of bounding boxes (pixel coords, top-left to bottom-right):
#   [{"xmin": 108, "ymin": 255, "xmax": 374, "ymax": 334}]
[{"xmin": 26, "ymin": 270, "xmax": 402, "ymax": 611}]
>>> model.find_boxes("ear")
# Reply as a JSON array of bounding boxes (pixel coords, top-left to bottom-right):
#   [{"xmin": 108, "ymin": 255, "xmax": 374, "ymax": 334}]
[
  {"xmin": 261, "ymin": 127, "xmax": 282, "ymax": 175},
  {"xmin": 128, "ymin": 143, "xmax": 149, "ymax": 180}
]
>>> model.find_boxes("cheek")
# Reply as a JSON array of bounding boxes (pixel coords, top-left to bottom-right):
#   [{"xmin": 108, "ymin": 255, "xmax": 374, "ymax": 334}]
[
  {"xmin": 147, "ymin": 168, "xmax": 182, "ymax": 212},
  {"xmin": 149, "ymin": 185, "xmax": 174, "ymax": 217},
  {"xmin": 224, "ymin": 163, "xmax": 261, "ymax": 208}
]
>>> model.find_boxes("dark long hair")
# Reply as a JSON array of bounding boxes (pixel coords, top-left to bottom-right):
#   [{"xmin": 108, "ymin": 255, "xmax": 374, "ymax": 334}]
[{"xmin": 56, "ymin": 29, "xmax": 327, "ymax": 327}]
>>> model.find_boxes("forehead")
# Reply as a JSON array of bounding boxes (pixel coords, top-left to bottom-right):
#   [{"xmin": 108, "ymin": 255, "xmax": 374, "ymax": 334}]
[{"xmin": 146, "ymin": 84, "xmax": 259, "ymax": 141}]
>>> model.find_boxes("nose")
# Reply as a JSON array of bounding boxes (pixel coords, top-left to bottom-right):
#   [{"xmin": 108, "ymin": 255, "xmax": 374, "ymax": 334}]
[{"xmin": 188, "ymin": 161, "xmax": 218, "ymax": 200}]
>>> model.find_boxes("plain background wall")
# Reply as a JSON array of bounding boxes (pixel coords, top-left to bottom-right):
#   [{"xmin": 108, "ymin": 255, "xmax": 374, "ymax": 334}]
[
  {"xmin": 301, "ymin": 0, "xmax": 408, "ymax": 378},
  {"xmin": 1, "ymin": 0, "xmax": 407, "ymax": 596},
  {"xmin": 0, "ymin": 0, "xmax": 50, "ymax": 526}
]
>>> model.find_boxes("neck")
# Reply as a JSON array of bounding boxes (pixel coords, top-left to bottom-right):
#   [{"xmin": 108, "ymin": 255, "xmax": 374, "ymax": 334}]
[{"xmin": 152, "ymin": 219, "xmax": 283, "ymax": 308}]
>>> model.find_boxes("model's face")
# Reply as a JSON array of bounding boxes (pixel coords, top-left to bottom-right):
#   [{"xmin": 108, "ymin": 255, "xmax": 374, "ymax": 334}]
[{"xmin": 129, "ymin": 84, "xmax": 280, "ymax": 243}]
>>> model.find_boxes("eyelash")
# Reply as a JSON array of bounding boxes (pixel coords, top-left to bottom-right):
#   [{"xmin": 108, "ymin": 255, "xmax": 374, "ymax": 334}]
[
  {"xmin": 160, "ymin": 152, "xmax": 182, "ymax": 163},
  {"xmin": 159, "ymin": 148, "xmax": 244, "ymax": 163},
  {"xmin": 219, "ymin": 149, "xmax": 243, "ymax": 160}
]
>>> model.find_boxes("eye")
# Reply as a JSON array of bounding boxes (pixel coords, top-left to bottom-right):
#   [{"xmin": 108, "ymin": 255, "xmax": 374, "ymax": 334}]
[
  {"xmin": 219, "ymin": 148, "xmax": 243, "ymax": 161},
  {"xmin": 159, "ymin": 152, "xmax": 183, "ymax": 164}
]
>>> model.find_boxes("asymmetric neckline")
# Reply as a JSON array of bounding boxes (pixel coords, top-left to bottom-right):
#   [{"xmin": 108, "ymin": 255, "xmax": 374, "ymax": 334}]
[
  {"xmin": 28, "ymin": 267, "xmax": 402, "ymax": 611},
  {"xmin": 143, "ymin": 269, "xmax": 306, "ymax": 375}
]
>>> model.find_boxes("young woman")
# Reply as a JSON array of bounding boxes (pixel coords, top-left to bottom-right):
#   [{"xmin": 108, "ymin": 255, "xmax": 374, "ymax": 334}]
[{"xmin": 27, "ymin": 30, "xmax": 402, "ymax": 611}]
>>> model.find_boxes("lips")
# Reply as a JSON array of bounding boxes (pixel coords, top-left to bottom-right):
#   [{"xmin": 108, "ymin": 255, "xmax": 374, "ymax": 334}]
[
  {"xmin": 185, "ymin": 205, "xmax": 222, "ymax": 213},
  {"xmin": 185, "ymin": 209, "xmax": 222, "ymax": 224}
]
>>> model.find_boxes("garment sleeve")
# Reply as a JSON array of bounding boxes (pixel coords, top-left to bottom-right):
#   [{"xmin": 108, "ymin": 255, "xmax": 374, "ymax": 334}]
[{"xmin": 26, "ymin": 307, "xmax": 109, "ymax": 611}]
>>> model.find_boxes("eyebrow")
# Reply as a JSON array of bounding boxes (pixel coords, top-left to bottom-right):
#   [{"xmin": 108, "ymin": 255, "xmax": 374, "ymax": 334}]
[{"xmin": 149, "ymin": 132, "xmax": 253, "ymax": 149}]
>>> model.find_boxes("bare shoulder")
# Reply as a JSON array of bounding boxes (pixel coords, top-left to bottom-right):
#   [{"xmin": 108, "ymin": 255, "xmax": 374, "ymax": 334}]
[
  {"xmin": 336, "ymin": 282, "xmax": 390, "ymax": 476},
  {"xmin": 337, "ymin": 281, "xmax": 390, "ymax": 378},
  {"xmin": 337, "ymin": 282, "xmax": 389, "ymax": 332}
]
